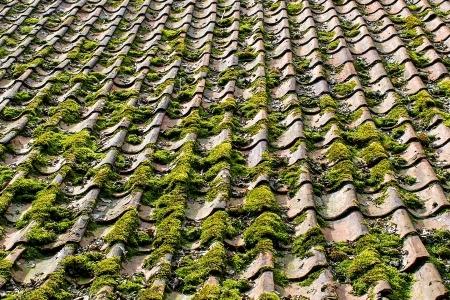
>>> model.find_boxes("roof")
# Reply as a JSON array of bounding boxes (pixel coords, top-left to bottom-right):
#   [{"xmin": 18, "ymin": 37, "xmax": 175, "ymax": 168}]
[{"xmin": 0, "ymin": 0, "xmax": 450, "ymax": 298}]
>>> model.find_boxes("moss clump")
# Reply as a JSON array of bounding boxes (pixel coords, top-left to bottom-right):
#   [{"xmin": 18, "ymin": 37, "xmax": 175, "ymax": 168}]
[
  {"xmin": 153, "ymin": 149, "xmax": 175, "ymax": 164},
  {"xmin": 218, "ymin": 68, "xmax": 241, "ymax": 86},
  {"xmin": 63, "ymin": 252, "xmax": 103, "ymax": 278},
  {"xmin": 0, "ymin": 257, "xmax": 12, "ymax": 284},
  {"xmin": 318, "ymin": 31, "xmax": 335, "ymax": 43},
  {"xmin": 104, "ymin": 209, "xmax": 140, "ymax": 244},
  {"xmin": 330, "ymin": 231, "xmax": 410, "ymax": 299},
  {"xmin": 236, "ymin": 48, "xmax": 257, "ymax": 61},
  {"xmin": 176, "ymin": 243, "xmax": 227, "ymax": 293},
  {"xmin": 24, "ymin": 17, "xmax": 39, "ymax": 25},
  {"xmin": 19, "ymin": 271, "xmax": 72, "ymax": 299},
  {"xmin": 204, "ymin": 142, "xmax": 232, "ymax": 165},
  {"xmin": 287, "ymin": 1, "xmax": 303, "ymax": 14},
  {"xmin": 366, "ymin": 159, "xmax": 393, "ymax": 186},
  {"xmin": 398, "ymin": 189, "xmax": 423, "ymax": 209},
  {"xmin": 12, "ymin": 58, "xmax": 44, "ymax": 78},
  {"xmin": 323, "ymin": 160, "xmax": 356, "ymax": 190},
  {"xmin": 269, "ymin": 1, "xmax": 280, "ymax": 10},
  {"xmin": 293, "ymin": 226, "xmax": 326, "ymax": 258},
  {"xmin": 423, "ymin": 230, "xmax": 450, "ymax": 289},
  {"xmin": 404, "ymin": 15, "xmax": 422, "ymax": 29},
  {"xmin": 376, "ymin": 105, "xmax": 409, "ymax": 127},
  {"xmin": 437, "ymin": 78, "xmax": 450, "ymax": 96},
  {"xmin": 240, "ymin": 91, "xmax": 268, "ymax": 118},
  {"xmin": 319, "ymin": 94, "xmax": 338, "ymax": 109},
  {"xmin": 243, "ymin": 185, "xmax": 280, "ymax": 214},
  {"xmin": 359, "ymin": 142, "xmax": 388, "ymax": 165},
  {"xmin": 12, "ymin": 90, "xmax": 32, "ymax": 103},
  {"xmin": 56, "ymin": 100, "xmax": 81, "ymax": 124},
  {"xmin": 89, "ymin": 257, "xmax": 122, "ymax": 295},
  {"xmin": 326, "ymin": 142, "xmax": 352, "ymax": 163},
  {"xmin": 161, "ymin": 29, "xmax": 180, "ymax": 40},
  {"xmin": 0, "ymin": 177, "xmax": 44, "ymax": 214},
  {"xmin": 243, "ymin": 212, "xmax": 289, "ymax": 246},
  {"xmin": 327, "ymin": 39, "xmax": 340, "ymax": 51},
  {"xmin": 333, "ymin": 80, "xmax": 357, "ymax": 97},
  {"xmin": 193, "ymin": 279, "xmax": 248, "ymax": 300},
  {"xmin": 0, "ymin": 165, "xmax": 13, "ymax": 188},
  {"xmin": 138, "ymin": 285, "xmax": 164, "ymax": 300},
  {"xmin": 200, "ymin": 211, "xmax": 236, "ymax": 244},
  {"xmin": 293, "ymin": 57, "xmax": 310, "ymax": 73},
  {"xmin": 345, "ymin": 122, "xmax": 379, "ymax": 145},
  {"xmin": 266, "ymin": 68, "xmax": 281, "ymax": 88},
  {"xmin": 408, "ymin": 49, "xmax": 430, "ymax": 67},
  {"xmin": 409, "ymin": 90, "xmax": 436, "ymax": 117}
]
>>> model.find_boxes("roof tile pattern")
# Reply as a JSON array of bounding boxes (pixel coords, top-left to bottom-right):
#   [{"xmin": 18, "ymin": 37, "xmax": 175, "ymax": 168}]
[{"xmin": 0, "ymin": 0, "xmax": 450, "ymax": 299}]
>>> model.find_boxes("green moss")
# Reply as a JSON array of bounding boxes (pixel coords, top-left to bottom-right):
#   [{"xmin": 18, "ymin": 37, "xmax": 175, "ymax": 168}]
[
  {"xmin": 19, "ymin": 25, "xmax": 32, "ymax": 35},
  {"xmin": 408, "ymin": 36, "xmax": 424, "ymax": 48},
  {"xmin": 408, "ymin": 49, "xmax": 430, "ymax": 67},
  {"xmin": 410, "ymin": 90, "xmax": 435, "ymax": 117},
  {"xmin": 138, "ymin": 285, "xmax": 164, "ymax": 300},
  {"xmin": 240, "ymin": 91, "xmax": 268, "ymax": 118},
  {"xmin": 359, "ymin": 142, "xmax": 388, "ymax": 165},
  {"xmin": 398, "ymin": 189, "xmax": 423, "ymax": 209},
  {"xmin": 326, "ymin": 142, "xmax": 352, "ymax": 163},
  {"xmin": 266, "ymin": 68, "xmax": 281, "ymax": 88},
  {"xmin": 24, "ymin": 17, "xmax": 39, "ymax": 25},
  {"xmin": 293, "ymin": 226, "xmax": 326, "ymax": 258},
  {"xmin": 367, "ymin": 159, "xmax": 393, "ymax": 186},
  {"xmin": 0, "ymin": 258, "xmax": 12, "ymax": 283},
  {"xmin": 239, "ymin": 24, "xmax": 252, "ymax": 36},
  {"xmin": 293, "ymin": 57, "xmax": 310, "ymax": 73},
  {"xmin": 218, "ymin": 68, "xmax": 241, "ymax": 86},
  {"xmin": 153, "ymin": 149, "xmax": 175, "ymax": 164},
  {"xmin": 0, "ymin": 47, "xmax": 8, "ymax": 59},
  {"xmin": 12, "ymin": 58, "xmax": 44, "ymax": 78},
  {"xmin": 192, "ymin": 279, "xmax": 247, "ymax": 300},
  {"xmin": 62, "ymin": 252, "xmax": 102, "ymax": 279},
  {"xmin": 345, "ymin": 122, "xmax": 379, "ymax": 145},
  {"xmin": 21, "ymin": 271, "xmax": 72, "ymax": 300},
  {"xmin": 243, "ymin": 185, "xmax": 280, "ymax": 214},
  {"xmin": 126, "ymin": 133, "xmax": 142, "ymax": 145},
  {"xmin": 319, "ymin": 94, "xmax": 338, "ymax": 109},
  {"xmin": 48, "ymin": 99, "xmax": 81, "ymax": 124},
  {"xmin": 4, "ymin": 37, "xmax": 17, "ymax": 47},
  {"xmin": 193, "ymin": 283, "xmax": 220, "ymax": 300},
  {"xmin": 200, "ymin": 211, "xmax": 236, "ymax": 244},
  {"xmin": 269, "ymin": 1, "xmax": 280, "ymax": 10},
  {"xmin": 104, "ymin": 209, "xmax": 140, "ymax": 244},
  {"xmin": 323, "ymin": 160, "xmax": 355, "ymax": 190},
  {"xmin": 333, "ymin": 80, "xmax": 357, "ymax": 96},
  {"xmin": 1, "ymin": 177, "xmax": 44, "ymax": 211},
  {"xmin": 404, "ymin": 15, "xmax": 422, "ymax": 29},
  {"xmin": 318, "ymin": 31, "xmax": 335, "ymax": 43},
  {"xmin": 327, "ymin": 39, "xmax": 340, "ymax": 51},
  {"xmin": 94, "ymin": 257, "xmax": 121, "ymax": 276},
  {"xmin": 423, "ymin": 230, "xmax": 450, "ymax": 288},
  {"xmin": 0, "ymin": 165, "xmax": 13, "ymax": 188},
  {"xmin": 298, "ymin": 269, "xmax": 323, "ymax": 286},
  {"xmin": 176, "ymin": 243, "xmax": 227, "ymax": 293},
  {"xmin": 22, "ymin": 188, "xmax": 60, "ymax": 222},
  {"xmin": 287, "ymin": 1, "xmax": 303, "ymax": 14},
  {"xmin": 243, "ymin": 212, "xmax": 289, "ymax": 246},
  {"xmin": 204, "ymin": 142, "xmax": 232, "ymax": 164},
  {"xmin": 1, "ymin": 106, "xmax": 23, "ymax": 120},
  {"xmin": 236, "ymin": 47, "xmax": 258, "ymax": 61},
  {"xmin": 330, "ymin": 232, "xmax": 411, "ymax": 299},
  {"xmin": 437, "ymin": 78, "xmax": 450, "ymax": 97},
  {"xmin": 12, "ymin": 90, "xmax": 32, "ymax": 102}
]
